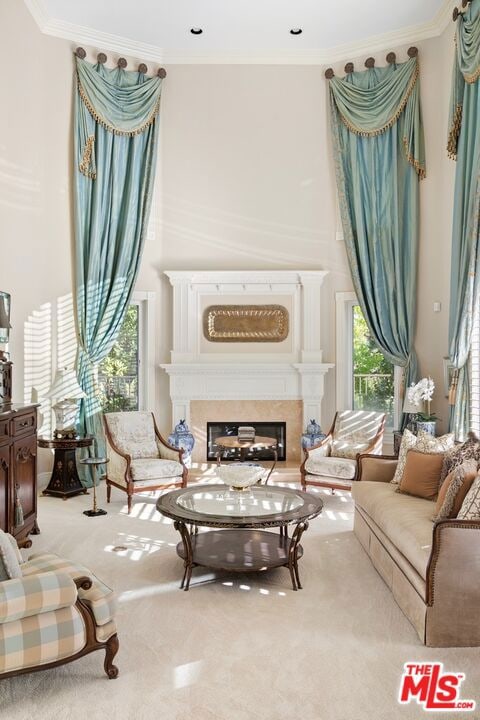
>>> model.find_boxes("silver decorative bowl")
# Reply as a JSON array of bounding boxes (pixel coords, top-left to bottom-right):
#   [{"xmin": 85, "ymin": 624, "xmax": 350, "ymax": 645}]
[{"xmin": 217, "ymin": 463, "xmax": 264, "ymax": 490}]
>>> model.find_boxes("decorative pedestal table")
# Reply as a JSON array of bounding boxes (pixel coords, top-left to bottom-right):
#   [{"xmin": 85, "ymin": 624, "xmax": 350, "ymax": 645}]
[
  {"xmin": 39, "ymin": 435, "xmax": 93, "ymax": 500},
  {"xmin": 157, "ymin": 484, "xmax": 323, "ymax": 591}
]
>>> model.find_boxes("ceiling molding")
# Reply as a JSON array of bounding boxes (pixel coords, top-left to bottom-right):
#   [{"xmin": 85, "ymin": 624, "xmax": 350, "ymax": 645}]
[{"xmin": 24, "ymin": 0, "xmax": 454, "ymax": 66}]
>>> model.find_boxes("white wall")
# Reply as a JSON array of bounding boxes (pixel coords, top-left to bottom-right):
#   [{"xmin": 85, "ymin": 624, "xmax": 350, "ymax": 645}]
[{"xmin": 0, "ymin": 0, "xmax": 457, "ymax": 477}]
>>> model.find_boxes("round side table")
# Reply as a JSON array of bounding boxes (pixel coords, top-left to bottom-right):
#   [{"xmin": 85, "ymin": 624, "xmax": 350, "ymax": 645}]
[
  {"xmin": 79, "ymin": 457, "xmax": 108, "ymax": 517},
  {"xmin": 39, "ymin": 435, "xmax": 93, "ymax": 500}
]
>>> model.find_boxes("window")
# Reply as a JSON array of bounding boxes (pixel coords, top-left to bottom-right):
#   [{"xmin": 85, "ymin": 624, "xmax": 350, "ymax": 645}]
[
  {"xmin": 336, "ymin": 292, "xmax": 401, "ymax": 434},
  {"xmin": 352, "ymin": 305, "xmax": 395, "ymax": 426},
  {"xmin": 97, "ymin": 293, "xmax": 155, "ymax": 413}
]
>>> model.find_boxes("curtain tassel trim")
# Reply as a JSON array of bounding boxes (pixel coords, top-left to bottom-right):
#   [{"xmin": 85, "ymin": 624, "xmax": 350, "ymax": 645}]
[
  {"xmin": 77, "ymin": 75, "xmax": 160, "ymax": 137},
  {"xmin": 448, "ymin": 368, "xmax": 460, "ymax": 405},
  {"xmin": 402, "ymin": 137, "xmax": 426, "ymax": 179},
  {"xmin": 79, "ymin": 135, "xmax": 96, "ymax": 179},
  {"xmin": 447, "ymin": 104, "xmax": 463, "ymax": 160}
]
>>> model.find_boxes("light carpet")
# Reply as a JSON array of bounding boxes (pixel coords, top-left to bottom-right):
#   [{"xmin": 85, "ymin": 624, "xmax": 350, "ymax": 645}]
[{"xmin": 1, "ymin": 473, "xmax": 479, "ymax": 720}]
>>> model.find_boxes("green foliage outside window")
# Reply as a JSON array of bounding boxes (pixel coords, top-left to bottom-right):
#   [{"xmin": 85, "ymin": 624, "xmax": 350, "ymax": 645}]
[
  {"xmin": 98, "ymin": 305, "xmax": 139, "ymax": 412},
  {"xmin": 353, "ymin": 305, "xmax": 394, "ymax": 422}
]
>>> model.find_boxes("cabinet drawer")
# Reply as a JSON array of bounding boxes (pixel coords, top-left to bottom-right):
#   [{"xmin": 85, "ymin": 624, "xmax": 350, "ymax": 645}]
[
  {"xmin": 12, "ymin": 411, "xmax": 37, "ymax": 437},
  {"xmin": 0, "ymin": 419, "xmax": 9, "ymax": 442}
]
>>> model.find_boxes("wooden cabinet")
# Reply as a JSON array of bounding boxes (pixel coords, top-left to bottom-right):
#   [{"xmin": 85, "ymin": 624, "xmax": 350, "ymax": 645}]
[{"xmin": 0, "ymin": 404, "xmax": 39, "ymax": 547}]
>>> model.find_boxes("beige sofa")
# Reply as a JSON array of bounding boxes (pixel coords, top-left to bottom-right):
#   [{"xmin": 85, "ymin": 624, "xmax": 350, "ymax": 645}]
[{"xmin": 352, "ymin": 454, "xmax": 480, "ymax": 647}]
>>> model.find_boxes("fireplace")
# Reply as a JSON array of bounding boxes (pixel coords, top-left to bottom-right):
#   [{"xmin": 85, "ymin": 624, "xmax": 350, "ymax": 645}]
[{"xmin": 207, "ymin": 421, "xmax": 286, "ymax": 462}]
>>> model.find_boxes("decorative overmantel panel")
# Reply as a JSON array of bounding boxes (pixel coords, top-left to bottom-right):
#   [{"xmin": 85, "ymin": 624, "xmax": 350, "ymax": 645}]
[{"xmin": 160, "ymin": 271, "xmax": 334, "ymax": 429}]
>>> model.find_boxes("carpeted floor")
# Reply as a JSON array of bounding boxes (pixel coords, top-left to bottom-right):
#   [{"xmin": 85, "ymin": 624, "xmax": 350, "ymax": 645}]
[{"xmin": 1, "ymin": 469, "xmax": 479, "ymax": 720}]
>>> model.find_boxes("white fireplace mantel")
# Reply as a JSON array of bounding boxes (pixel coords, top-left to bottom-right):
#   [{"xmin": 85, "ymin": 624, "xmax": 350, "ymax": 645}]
[{"xmin": 160, "ymin": 270, "xmax": 334, "ymax": 428}]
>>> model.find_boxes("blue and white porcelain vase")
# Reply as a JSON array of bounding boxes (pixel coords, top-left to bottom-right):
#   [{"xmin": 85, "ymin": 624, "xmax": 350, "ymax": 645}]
[
  {"xmin": 301, "ymin": 419, "xmax": 326, "ymax": 450},
  {"xmin": 168, "ymin": 420, "xmax": 195, "ymax": 467}
]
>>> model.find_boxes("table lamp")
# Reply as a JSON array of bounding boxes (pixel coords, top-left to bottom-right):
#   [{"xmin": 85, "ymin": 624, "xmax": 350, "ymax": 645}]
[
  {"xmin": 403, "ymin": 394, "xmax": 419, "ymax": 433},
  {"xmin": 46, "ymin": 368, "xmax": 86, "ymax": 439}
]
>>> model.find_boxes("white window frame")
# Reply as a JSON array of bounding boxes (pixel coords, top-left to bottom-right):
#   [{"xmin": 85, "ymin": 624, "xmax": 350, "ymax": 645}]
[
  {"xmin": 130, "ymin": 291, "xmax": 156, "ymax": 413},
  {"xmin": 335, "ymin": 291, "xmax": 402, "ymax": 443}
]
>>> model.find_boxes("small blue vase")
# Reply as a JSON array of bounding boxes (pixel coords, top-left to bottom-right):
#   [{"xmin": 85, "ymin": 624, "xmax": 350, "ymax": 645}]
[
  {"xmin": 168, "ymin": 420, "xmax": 195, "ymax": 467},
  {"xmin": 301, "ymin": 419, "xmax": 326, "ymax": 450}
]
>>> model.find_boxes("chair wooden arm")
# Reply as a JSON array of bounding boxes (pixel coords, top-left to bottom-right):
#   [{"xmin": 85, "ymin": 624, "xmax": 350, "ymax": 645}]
[{"xmin": 74, "ymin": 576, "xmax": 93, "ymax": 591}]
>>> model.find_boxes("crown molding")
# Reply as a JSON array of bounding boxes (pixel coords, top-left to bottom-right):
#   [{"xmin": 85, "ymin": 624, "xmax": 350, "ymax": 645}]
[{"xmin": 24, "ymin": 0, "xmax": 454, "ymax": 66}]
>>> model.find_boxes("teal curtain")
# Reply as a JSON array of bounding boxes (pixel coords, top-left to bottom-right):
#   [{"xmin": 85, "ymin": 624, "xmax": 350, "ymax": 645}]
[
  {"xmin": 74, "ymin": 57, "xmax": 163, "ymax": 465},
  {"xmin": 447, "ymin": 0, "xmax": 480, "ymax": 439},
  {"xmin": 328, "ymin": 57, "xmax": 425, "ymax": 417}
]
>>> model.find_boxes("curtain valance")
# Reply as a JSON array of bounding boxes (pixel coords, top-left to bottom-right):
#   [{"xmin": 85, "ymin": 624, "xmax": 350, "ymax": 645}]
[
  {"xmin": 76, "ymin": 57, "xmax": 163, "ymax": 179},
  {"xmin": 448, "ymin": 1, "xmax": 480, "ymax": 158},
  {"xmin": 329, "ymin": 57, "xmax": 425, "ymax": 178}
]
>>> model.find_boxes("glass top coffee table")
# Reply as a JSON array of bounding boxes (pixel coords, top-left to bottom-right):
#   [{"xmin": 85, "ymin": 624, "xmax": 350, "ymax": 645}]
[{"xmin": 156, "ymin": 484, "xmax": 323, "ymax": 591}]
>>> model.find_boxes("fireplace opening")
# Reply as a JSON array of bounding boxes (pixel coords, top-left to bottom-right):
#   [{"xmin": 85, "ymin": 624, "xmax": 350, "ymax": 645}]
[{"xmin": 207, "ymin": 421, "xmax": 286, "ymax": 462}]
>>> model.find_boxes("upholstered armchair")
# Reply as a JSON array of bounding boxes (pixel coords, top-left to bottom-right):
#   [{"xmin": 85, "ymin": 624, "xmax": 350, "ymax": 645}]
[
  {"xmin": 103, "ymin": 411, "xmax": 188, "ymax": 513},
  {"xmin": 0, "ymin": 543, "xmax": 118, "ymax": 679},
  {"xmin": 300, "ymin": 410, "xmax": 386, "ymax": 493}
]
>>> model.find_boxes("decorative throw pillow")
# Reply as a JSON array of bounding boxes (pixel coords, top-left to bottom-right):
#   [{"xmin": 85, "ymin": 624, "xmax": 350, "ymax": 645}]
[
  {"xmin": 440, "ymin": 433, "xmax": 480, "ymax": 485},
  {"xmin": 0, "ymin": 529, "xmax": 23, "ymax": 581},
  {"xmin": 433, "ymin": 459, "xmax": 478, "ymax": 521},
  {"xmin": 457, "ymin": 474, "xmax": 480, "ymax": 519},
  {"xmin": 391, "ymin": 429, "xmax": 455, "ymax": 485},
  {"xmin": 331, "ymin": 434, "xmax": 370, "ymax": 459},
  {"xmin": 397, "ymin": 450, "xmax": 445, "ymax": 501}
]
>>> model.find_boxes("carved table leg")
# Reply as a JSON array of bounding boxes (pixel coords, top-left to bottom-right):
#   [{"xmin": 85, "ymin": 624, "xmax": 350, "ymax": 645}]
[
  {"xmin": 287, "ymin": 521, "xmax": 308, "ymax": 591},
  {"xmin": 104, "ymin": 633, "xmax": 119, "ymax": 679},
  {"xmin": 174, "ymin": 520, "xmax": 194, "ymax": 591}
]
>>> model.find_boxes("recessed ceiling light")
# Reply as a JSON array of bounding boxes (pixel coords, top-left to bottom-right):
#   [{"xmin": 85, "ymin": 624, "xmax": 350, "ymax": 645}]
[
  {"xmin": 290, "ymin": 28, "xmax": 303, "ymax": 35},
  {"xmin": 190, "ymin": 27, "xmax": 203, "ymax": 35}
]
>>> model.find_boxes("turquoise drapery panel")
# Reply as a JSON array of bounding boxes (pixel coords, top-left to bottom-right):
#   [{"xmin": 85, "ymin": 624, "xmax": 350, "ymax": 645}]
[
  {"xmin": 447, "ymin": 0, "xmax": 480, "ymax": 439},
  {"xmin": 328, "ymin": 57, "xmax": 425, "ymax": 415},
  {"xmin": 74, "ymin": 57, "xmax": 163, "ymax": 463}
]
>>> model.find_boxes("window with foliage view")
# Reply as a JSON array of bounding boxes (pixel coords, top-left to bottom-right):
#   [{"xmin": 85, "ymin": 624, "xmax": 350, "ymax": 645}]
[
  {"xmin": 98, "ymin": 305, "xmax": 139, "ymax": 412},
  {"xmin": 352, "ymin": 305, "xmax": 394, "ymax": 425}
]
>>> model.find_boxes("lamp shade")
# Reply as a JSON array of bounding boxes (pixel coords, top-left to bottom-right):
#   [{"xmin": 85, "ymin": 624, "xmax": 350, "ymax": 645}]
[
  {"xmin": 45, "ymin": 368, "xmax": 86, "ymax": 400},
  {"xmin": 403, "ymin": 394, "xmax": 420, "ymax": 414},
  {"xmin": 0, "ymin": 295, "xmax": 11, "ymax": 329}
]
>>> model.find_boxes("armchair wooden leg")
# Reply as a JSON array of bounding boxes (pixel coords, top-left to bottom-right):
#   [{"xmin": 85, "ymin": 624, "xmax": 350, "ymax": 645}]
[
  {"xmin": 107, "ymin": 483, "xmax": 111, "ymax": 503},
  {"xmin": 127, "ymin": 494, "xmax": 133, "ymax": 514},
  {"xmin": 104, "ymin": 633, "xmax": 119, "ymax": 679}
]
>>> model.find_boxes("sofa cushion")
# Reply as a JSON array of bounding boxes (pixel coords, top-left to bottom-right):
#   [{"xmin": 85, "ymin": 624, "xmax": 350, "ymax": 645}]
[
  {"xmin": 105, "ymin": 411, "xmax": 159, "ymax": 459},
  {"xmin": 305, "ymin": 456, "xmax": 357, "ymax": 480},
  {"xmin": 397, "ymin": 451, "xmax": 444, "ymax": 501},
  {"xmin": 0, "ymin": 605, "xmax": 85, "ymax": 675},
  {"xmin": 458, "ymin": 474, "xmax": 480, "ymax": 519},
  {"xmin": 130, "ymin": 458, "xmax": 184, "ymax": 481},
  {"xmin": 0, "ymin": 530, "xmax": 22, "ymax": 581},
  {"xmin": 434, "ymin": 460, "xmax": 478, "ymax": 520},
  {"xmin": 392, "ymin": 429, "xmax": 455, "ymax": 484},
  {"xmin": 352, "ymin": 481, "xmax": 433, "ymax": 579},
  {"xmin": 440, "ymin": 433, "xmax": 480, "ymax": 484}
]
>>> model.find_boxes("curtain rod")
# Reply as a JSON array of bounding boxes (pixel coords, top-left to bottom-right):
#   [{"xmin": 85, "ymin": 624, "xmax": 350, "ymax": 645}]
[
  {"xmin": 324, "ymin": 46, "xmax": 417, "ymax": 80},
  {"xmin": 74, "ymin": 47, "xmax": 167, "ymax": 78},
  {"xmin": 453, "ymin": 0, "xmax": 472, "ymax": 21}
]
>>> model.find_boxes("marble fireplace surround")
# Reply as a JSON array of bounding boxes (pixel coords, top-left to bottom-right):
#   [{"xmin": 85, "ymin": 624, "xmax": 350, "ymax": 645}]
[{"xmin": 160, "ymin": 270, "xmax": 334, "ymax": 462}]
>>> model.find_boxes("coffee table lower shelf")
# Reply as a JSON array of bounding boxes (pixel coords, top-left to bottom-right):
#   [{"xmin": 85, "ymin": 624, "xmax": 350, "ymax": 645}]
[{"xmin": 176, "ymin": 528, "xmax": 304, "ymax": 592}]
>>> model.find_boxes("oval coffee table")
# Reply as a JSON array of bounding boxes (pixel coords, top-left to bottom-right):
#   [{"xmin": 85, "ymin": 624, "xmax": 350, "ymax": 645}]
[{"xmin": 156, "ymin": 484, "xmax": 323, "ymax": 591}]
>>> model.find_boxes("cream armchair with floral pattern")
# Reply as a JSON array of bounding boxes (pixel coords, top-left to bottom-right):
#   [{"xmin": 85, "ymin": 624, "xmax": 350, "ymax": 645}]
[
  {"xmin": 300, "ymin": 410, "xmax": 385, "ymax": 493},
  {"xmin": 103, "ymin": 411, "xmax": 188, "ymax": 513}
]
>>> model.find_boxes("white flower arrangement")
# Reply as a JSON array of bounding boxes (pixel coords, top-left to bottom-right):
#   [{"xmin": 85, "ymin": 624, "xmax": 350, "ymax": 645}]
[{"xmin": 407, "ymin": 376, "xmax": 436, "ymax": 420}]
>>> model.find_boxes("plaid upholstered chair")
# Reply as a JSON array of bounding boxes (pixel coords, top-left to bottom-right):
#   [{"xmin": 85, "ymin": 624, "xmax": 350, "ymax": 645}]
[
  {"xmin": 103, "ymin": 411, "xmax": 188, "ymax": 514},
  {"xmin": 0, "ymin": 536, "xmax": 118, "ymax": 680},
  {"xmin": 300, "ymin": 410, "xmax": 386, "ymax": 493}
]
